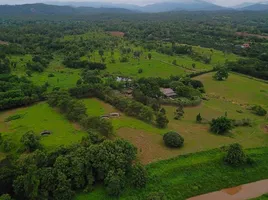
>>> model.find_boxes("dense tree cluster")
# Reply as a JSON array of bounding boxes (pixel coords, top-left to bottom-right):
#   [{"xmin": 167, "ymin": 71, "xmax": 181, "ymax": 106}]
[
  {"xmin": 48, "ymin": 90, "xmax": 114, "ymax": 136},
  {"xmin": 0, "ymin": 74, "xmax": 47, "ymax": 110},
  {"xmin": 0, "ymin": 135, "xmax": 146, "ymax": 199}
]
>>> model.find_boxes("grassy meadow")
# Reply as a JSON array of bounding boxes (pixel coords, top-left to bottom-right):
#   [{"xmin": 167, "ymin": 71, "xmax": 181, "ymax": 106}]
[{"xmin": 0, "ymin": 102, "xmax": 87, "ymax": 154}]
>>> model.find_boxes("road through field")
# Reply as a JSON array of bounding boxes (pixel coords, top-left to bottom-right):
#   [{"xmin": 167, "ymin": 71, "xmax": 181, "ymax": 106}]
[{"xmin": 188, "ymin": 179, "xmax": 268, "ymax": 200}]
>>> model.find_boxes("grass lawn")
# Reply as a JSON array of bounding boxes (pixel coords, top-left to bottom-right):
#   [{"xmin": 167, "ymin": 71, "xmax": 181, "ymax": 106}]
[
  {"xmin": 11, "ymin": 55, "xmax": 81, "ymax": 91},
  {"xmin": 195, "ymin": 72, "xmax": 268, "ymax": 109},
  {"xmin": 76, "ymin": 147, "xmax": 268, "ymax": 200},
  {"xmin": 0, "ymin": 102, "xmax": 87, "ymax": 154}
]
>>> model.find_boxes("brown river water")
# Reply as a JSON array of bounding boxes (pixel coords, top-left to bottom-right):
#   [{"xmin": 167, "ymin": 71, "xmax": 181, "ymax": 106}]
[{"xmin": 188, "ymin": 179, "xmax": 268, "ymax": 200}]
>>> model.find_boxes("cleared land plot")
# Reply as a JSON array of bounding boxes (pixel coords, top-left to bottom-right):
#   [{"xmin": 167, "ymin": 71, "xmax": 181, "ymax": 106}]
[
  {"xmin": 0, "ymin": 102, "xmax": 87, "ymax": 154},
  {"xmin": 82, "ymin": 97, "xmax": 268, "ymax": 164},
  {"xmin": 236, "ymin": 32, "xmax": 268, "ymax": 39},
  {"xmin": 76, "ymin": 147, "xmax": 268, "ymax": 200},
  {"xmin": 0, "ymin": 40, "xmax": 9, "ymax": 45},
  {"xmin": 195, "ymin": 72, "xmax": 268, "ymax": 109}
]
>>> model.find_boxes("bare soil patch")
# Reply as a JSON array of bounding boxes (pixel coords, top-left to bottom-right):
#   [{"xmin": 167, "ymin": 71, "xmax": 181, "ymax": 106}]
[
  {"xmin": 117, "ymin": 127, "xmax": 184, "ymax": 164},
  {"xmin": 108, "ymin": 31, "xmax": 125, "ymax": 37},
  {"xmin": 188, "ymin": 179, "xmax": 268, "ymax": 200},
  {"xmin": 223, "ymin": 186, "xmax": 242, "ymax": 195},
  {"xmin": 236, "ymin": 32, "xmax": 268, "ymax": 39},
  {"xmin": 0, "ymin": 40, "xmax": 9, "ymax": 45},
  {"xmin": 262, "ymin": 124, "xmax": 268, "ymax": 133}
]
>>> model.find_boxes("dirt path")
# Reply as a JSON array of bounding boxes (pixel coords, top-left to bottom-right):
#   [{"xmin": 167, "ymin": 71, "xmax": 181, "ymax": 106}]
[{"xmin": 188, "ymin": 179, "xmax": 268, "ymax": 200}]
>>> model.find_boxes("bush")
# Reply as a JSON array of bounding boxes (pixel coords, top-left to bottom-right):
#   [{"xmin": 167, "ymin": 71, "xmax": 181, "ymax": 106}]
[
  {"xmin": 130, "ymin": 164, "xmax": 147, "ymax": 189},
  {"xmin": 156, "ymin": 113, "xmax": 169, "ymax": 128},
  {"xmin": 48, "ymin": 73, "xmax": 55, "ymax": 77},
  {"xmin": 224, "ymin": 143, "xmax": 247, "ymax": 166},
  {"xmin": 0, "ymin": 194, "xmax": 12, "ymax": 200},
  {"xmin": 4, "ymin": 114, "xmax": 22, "ymax": 122},
  {"xmin": 213, "ymin": 67, "xmax": 229, "ymax": 81},
  {"xmin": 20, "ymin": 131, "xmax": 41, "ymax": 152},
  {"xmin": 196, "ymin": 113, "xmax": 202, "ymax": 123},
  {"xmin": 146, "ymin": 191, "xmax": 167, "ymax": 200},
  {"xmin": 104, "ymin": 170, "xmax": 125, "ymax": 197},
  {"xmin": 163, "ymin": 131, "xmax": 184, "ymax": 148},
  {"xmin": 210, "ymin": 116, "xmax": 233, "ymax": 134},
  {"xmin": 251, "ymin": 105, "xmax": 267, "ymax": 116}
]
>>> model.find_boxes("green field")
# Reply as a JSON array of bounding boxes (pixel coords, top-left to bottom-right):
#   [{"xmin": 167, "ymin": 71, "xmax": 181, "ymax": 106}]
[
  {"xmin": 76, "ymin": 147, "xmax": 268, "ymax": 200},
  {"xmin": 11, "ymin": 55, "xmax": 81, "ymax": 91},
  {"xmin": 0, "ymin": 102, "xmax": 87, "ymax": 153},
  {"xmin": 195, "ymin": 72, "xmax": 268, "ymax": 109}
]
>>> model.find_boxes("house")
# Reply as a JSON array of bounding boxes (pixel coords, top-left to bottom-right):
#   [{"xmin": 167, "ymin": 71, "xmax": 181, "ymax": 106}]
[
  {"xmin": 241, "ymin": 43, "xmax": 250, "ymax": 49},
  {"xmin": 160, "ymin": 88, "xmax": 177, "ymax": 98}
]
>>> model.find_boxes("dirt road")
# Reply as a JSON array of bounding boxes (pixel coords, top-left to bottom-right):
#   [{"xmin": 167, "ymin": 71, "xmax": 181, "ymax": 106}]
[{"xmin": 188, "ymin": 179, "xmax": 268, "ymax": 200}]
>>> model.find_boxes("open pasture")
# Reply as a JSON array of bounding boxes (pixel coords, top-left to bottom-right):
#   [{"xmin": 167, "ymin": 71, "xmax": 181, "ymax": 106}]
[
  {"xmin": 82, "ymin": 96, "xmax": 268, "ymax": 164},
  {"xmin": 195, "ymin": 72, "xmax": 268, "ymax": 109},
  {"xmin": 0, "ymin": 102, "xmax": 87, "ymax": 155}
]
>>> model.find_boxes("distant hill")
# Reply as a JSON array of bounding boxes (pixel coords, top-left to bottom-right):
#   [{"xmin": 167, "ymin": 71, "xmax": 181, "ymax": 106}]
[
  {"xmin": 240, "ymin": 3, "xmax": 268, "ymax": 11},
  {"xmin": 0, "ymin": 3, "xmax": 134, "ymax": 16},
  {"xmin": 232, "ymin": 2, "xmax": 256, "ymax": 9},
  {"xmin": 140, "ymin": 1, "xmax": 227, "ymax": 12},
  {"xmin": 48, "ymin": 0, "xmax": 228, "ymax": 12}
]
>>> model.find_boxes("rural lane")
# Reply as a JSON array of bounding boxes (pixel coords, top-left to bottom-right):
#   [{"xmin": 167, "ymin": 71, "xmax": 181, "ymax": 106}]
[{"xmin": 188, "ymin": 179, "xmax": 268, "ymax": 200}]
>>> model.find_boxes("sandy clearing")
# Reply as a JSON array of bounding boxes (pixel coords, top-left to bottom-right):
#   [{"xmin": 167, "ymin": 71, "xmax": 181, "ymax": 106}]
[{"xmin": 188, "ymin": 179, "xmax": 268, "ymax": 200}]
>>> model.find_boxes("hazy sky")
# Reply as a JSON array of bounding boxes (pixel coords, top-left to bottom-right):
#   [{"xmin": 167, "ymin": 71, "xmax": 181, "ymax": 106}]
[{"xmin": 0, "ymin": 0, "xmax": 263, "ymax": 7}]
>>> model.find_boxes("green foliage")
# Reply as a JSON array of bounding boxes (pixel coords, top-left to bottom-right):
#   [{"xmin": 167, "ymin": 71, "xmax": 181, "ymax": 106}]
[
  {"xmin": 213, "ymin": 67, "xmax": 229, "ymax": 81},
  {"xmin": 196, "ymin": 113, "xmax": 202, "ymax": 123},
  {"xmin": 0, "ymin": 194, "xmax": 12, "ymax": 200},
  {"xmin": 104, "ymin": 170, "xmax": 126, "ymax": 197},
  {"xmin": 0, "ymin": 57, "xmax": 10, "ymax": 74},
  {"xmin": 156, "ymin": 112, "xmax": 169, "ymax": 128},
  {"xmin": 148, "ymin": 53, "xmax": 152, "ymax": 60},
  {"xmin": 4, "ymin": 114, "xmax": 22, "ymax": 122},
  {"xmin": 210, "ymin": 116, "xmax": 233, "ymax": 134},
  {"xmin": 251, "ymin": 105, "xmax": 267, "ymax": 116},
  {"xmin": 146, "ymin": 191, "xmax": 167, "ymax": 200},
  {"xmin": 163, "ymin": 131, "xmax": 184, "ymax": 148},
  {"xmin": 224, "ymin": 143, "xmax": 247, "ymax": 166},
  {"xmin": 0, "ymin": 133, "xmax": 2, "ymax": 145},
  {"xmin": 174, "ymin": 105, "xmax": 184, "ymax": 120},
  {"xmin": 130, "ymin": 164, "xmax": 147, "ymax": 189},
  {"xmin": 20, "ymin": 131, "xmax": 41, "ymax": 152}
]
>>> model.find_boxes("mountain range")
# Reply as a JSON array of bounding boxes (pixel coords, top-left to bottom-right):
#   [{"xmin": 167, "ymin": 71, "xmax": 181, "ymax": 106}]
[{"xmin": 0, "ymin": 0, "xmax": 268, "ymax": 16}]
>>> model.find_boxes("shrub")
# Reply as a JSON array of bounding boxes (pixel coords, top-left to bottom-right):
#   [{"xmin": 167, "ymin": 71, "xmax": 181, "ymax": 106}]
[
  {"xmin": 146, "ymin": 191, "xmax": 167, "ymax": 200},
  {"xmin": 156, "ymin": 113, "xmax": 169, "ymax": 128},
  {"xmin": 0, "ymin": 194, "xmax": 12, "ymax": 200},
  {"xmin": 4, "ymin": 114, "xmax": 22, "ymax": 122},
  {"xmin": 251, "ymin": 105, "xmax": 267, "ymax": 116},
  {"xmin": 163, "ymin": 131, "xmax": 184, "ymax": 148},
  {"xmin": 210, "ymin": 116, "xmax": 233, "ymax": 134},
  {"xmin": 196, "ymin": 113, "xmax": 202, "ymax": 123},
  {"xmin": 104, "ymin": 170, "xmax": 125, "ymax": 197},
  {"xmin": 130, "ymin": 164, "xmax": 147, "ymax": 189},
  {"xmin": 138, "ymin": 68, "xmax": 143, "ymax": 74},
  {"xmin": 224, "ymin": 143, "xmax": 247, "ymax": 166},
  {"xmin": 213, "ymin": 67, "xmax": 229, "ymax": 81},
  {"xmin": 48, "ymin": 73, "xmax": 55, "ymax": 77},
  {"xmin": 20, "ymin": 131, "xmax": 41, "ymax": 152}
]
